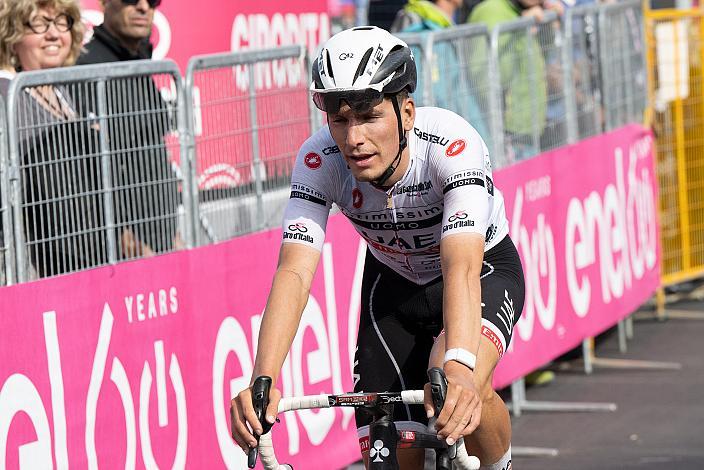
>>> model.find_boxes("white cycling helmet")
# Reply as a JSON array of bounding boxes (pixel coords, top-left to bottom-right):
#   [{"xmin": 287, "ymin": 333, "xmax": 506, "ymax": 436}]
[
  {"xmin": 311, "ymin": 26, "xmax": 417, "ymax": 187},
  {"xmin": 311, "ymin": 26, "xmax": 417, "ymax": 114}
]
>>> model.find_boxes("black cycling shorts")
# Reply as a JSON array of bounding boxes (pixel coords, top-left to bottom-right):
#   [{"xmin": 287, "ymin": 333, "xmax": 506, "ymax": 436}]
[{"xmin": 353, "ymin": 235, "xmax": 525, "ymax": 432}]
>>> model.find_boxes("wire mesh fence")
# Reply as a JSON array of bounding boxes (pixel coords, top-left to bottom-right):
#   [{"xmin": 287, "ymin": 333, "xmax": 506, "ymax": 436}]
[
  {"xmin": 599, "ymin": 0, "xmax": 648, "ymax": 132},
  {"xmin": 0, "ymin": 94, "xmax": 10, "ymax": 286},
  {"xmin": 645, "ymin": 8, "xmax": 704, "ymax": 283},
  {"xmin": 564, "ymin": 3, "xmax": 604, "ymax": 142},
  {"xmin": 185, "ymin": 46, "xmax": 312, "ymax": 245},
  {"xmin": 6, "ymin": 61, "xmax": 188, "ymax": 282}
]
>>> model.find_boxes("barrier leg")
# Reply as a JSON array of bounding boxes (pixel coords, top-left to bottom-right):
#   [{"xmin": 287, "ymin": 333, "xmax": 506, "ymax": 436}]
[
  {"xmin": 507, "ymin": 378, "xmax": 617, "ymax": 415},
  {"xmin": 617, "ymin": 320, "xmax": 628, "ymax": 353}
]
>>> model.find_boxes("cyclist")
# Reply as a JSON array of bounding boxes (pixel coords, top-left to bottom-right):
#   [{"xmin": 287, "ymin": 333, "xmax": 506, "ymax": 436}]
[{"xmin": 231, "ymin": 26, "xmax": 524, "ymax": 470}]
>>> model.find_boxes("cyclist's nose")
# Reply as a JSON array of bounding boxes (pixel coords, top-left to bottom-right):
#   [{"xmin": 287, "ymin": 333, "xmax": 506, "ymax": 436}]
[{"xmin": 345, "ymin": 122, "xmax": 367, "ymax": 149}]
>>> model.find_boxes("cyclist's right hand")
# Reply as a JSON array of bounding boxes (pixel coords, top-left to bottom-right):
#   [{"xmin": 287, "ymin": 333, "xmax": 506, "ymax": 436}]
[{"xmin": 230, "ymin": 385, "xmax": 282, "ymax": 454}]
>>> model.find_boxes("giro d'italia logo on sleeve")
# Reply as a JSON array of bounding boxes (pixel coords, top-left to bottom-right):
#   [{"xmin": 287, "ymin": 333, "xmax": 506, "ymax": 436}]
[
  {"xmin": 284, "ymin": 222, "xmax": 314, "ymax": 243},
  {"xmin": 445, "ymin": 139, "xmax": 467, "ymax": 157},
  {"xmin": 304, "ymin": 152, "xmax": 322, "ymax": 169},
  {"xmin": 352, "ymin": 188, "xmax": 364, "ymax": 208}
]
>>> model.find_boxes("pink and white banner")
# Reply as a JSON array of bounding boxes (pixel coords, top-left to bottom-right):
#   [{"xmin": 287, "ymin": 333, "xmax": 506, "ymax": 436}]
[
  {"xmin": 0, "ymin": 215, "xmax": 363, "ymax": 470},
  {"xmin": 79, "ymin": 0, "xmax": 330, "ymax": 71},
  {"xmin": 0, "ymin": 125, "xmax": 659, "ymax": 469},
  {"xmin": 492, "ymin": 124, "xmax": 660, "ymax": 387}
]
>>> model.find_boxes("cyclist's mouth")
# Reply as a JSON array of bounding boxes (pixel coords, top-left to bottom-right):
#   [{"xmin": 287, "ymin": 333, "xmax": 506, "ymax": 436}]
[{"xmin": 348, "ymin": 153, "xmax": 375, "ymax": 167}]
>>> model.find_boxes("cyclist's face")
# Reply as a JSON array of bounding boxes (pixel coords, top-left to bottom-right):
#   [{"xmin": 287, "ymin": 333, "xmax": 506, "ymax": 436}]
[{"xmin": 328, "ymin": 96, "xmax": 414, "ymax": 184}]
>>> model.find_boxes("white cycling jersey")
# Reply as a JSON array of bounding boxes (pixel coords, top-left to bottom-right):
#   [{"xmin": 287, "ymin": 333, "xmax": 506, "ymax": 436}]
[{"xmin": 282, "ymin": 106, "xmax": 509, "ymax": 284}]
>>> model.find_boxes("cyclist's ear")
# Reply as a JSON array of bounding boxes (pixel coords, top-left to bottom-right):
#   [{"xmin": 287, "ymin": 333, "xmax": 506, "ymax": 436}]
[{"xmin": 423, "ymin": 383, "xmax": 435, "ymax": 419}]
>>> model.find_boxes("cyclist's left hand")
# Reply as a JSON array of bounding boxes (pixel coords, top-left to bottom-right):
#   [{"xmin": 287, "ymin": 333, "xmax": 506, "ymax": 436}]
[{"xmin": 427, "ymin": 360, "xmax": 482, "ymax": 445}]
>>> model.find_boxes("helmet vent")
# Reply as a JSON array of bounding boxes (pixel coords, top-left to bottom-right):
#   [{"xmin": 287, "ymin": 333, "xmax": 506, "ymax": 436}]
[
  {"xmin": 325, "ymin": 49, "xmax": 335, "ymax": 83},
  {"xmin": 352, "ymin": 47, "xmax": 374, "ymax": 86}
]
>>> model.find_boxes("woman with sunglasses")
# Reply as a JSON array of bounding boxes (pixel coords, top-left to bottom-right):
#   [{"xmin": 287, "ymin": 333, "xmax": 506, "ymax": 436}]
[{"xmin": 0, "ymin": 0, "xmax": 111, "ymax": 278}]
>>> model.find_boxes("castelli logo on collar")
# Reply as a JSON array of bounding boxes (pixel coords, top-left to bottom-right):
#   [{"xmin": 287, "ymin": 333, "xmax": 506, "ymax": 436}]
[
  {"xmin": 445, "ymin": 139, "xmax": 466, "ymax": 157},
  {"xmin": 304, "ymin": 152, "xmax": 322, "ymax": 169},
  {"xmin": 352, "ymin": 188, "xmax": 363, "ymax": 208}
]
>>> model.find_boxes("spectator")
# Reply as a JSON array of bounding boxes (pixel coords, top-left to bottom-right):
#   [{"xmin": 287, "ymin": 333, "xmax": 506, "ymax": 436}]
[
  {"xmin": 390, "ymin": 0, "xmax": 491, "ymax": 146},
  {"xmin": 77, "ymin": 0, "xmax": 182, "ymax": 258},
  {"xmin": 469, "ymin": 0, "xmax": 562, "ymax": 161},
  {"xmin": 367, "ymin": 0, "xmax": 407, "ymax": 30},
  {"xmin": 0, "ymin": 0, "xmax": 108, "ymax": 278}
]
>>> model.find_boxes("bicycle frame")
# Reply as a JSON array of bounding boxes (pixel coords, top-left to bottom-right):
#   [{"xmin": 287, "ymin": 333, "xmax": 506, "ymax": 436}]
[{"xmin": 248, "ymin": 369, "xmax": 480, "ymax": 470}]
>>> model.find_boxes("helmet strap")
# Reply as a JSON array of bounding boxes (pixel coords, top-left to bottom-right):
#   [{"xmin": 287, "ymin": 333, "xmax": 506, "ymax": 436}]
[{"xmin": 372, "ymin": 96, "xmax": 407, "ymax": 189}]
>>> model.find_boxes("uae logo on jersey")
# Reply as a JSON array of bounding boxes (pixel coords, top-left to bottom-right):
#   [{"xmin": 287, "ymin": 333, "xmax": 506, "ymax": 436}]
[
  {"xmin": 445, "ymin": 139, "xmax": 466, "ymax": 157},
  {"xmin": 304, "ymin": 152, "xmax": 322, "ymax": 169},
  {"xmin": 352, "ymin": 188, "xmax": 364, "ymax": 208}
]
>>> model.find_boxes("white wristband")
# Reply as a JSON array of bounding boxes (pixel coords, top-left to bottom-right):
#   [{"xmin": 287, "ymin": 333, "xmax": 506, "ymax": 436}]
[{"xmin": 443, "ymin": 348, "xmax": 477, "ymax": 371}]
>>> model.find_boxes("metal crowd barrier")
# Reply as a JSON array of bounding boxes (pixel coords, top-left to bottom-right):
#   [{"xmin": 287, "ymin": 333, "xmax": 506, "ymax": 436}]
[
  {"xmin": 644, "ymin": 4, "xmax": 704, "ymax": 308},
  {"xmin": 0, "ymin": 95, "xmax": 11, "ymax": 286},
  {"xmin": 599, "ymin": 0, "xmax": 648, "ymax": 132},
  {"xmin": 184, "ymin": 46, "xmax": 312, "ymax": 245},
  {"xmin": 6, "ymin": 60, "xmax": 191, "ymax": 282}
]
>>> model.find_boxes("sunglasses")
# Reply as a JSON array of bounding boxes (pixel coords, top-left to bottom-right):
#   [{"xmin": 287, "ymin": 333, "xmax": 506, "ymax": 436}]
[
  {"xmin": 121, "ymin": 0, "xmax": 162, "ymax": 8},
  {"xmin": 311, "ymin": 88, "xmax": 385, "ymax": 115}
]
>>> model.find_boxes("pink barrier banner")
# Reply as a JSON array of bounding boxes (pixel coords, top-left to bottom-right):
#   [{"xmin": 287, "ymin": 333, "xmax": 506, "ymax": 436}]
[
  {"xmin": 492, "ymin": 124, "xmax": 660, "ymax": 387},
  {"xmin": 79, "ymin": 1, "xmax": 330, "ymax": 71},
  {"xmin": 0, "ymin": 125, "xmax": 660, "ymax": 468},
  {"xmin": 0, "ymin": 215, "xmax": 362, "ymax": 470}
]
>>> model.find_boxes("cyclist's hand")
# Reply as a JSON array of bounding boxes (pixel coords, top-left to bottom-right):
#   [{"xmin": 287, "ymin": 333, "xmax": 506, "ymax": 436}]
[
  {"xmin": 433, "ymin": 361, "xmax": 482, "ymax": 445},
  {"xmin": 230, "ymin": 386, "xmax": 282, "ymax": 454}
]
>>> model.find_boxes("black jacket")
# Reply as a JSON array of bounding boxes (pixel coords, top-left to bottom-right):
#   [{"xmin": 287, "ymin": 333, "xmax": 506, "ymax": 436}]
[{"xmin": 75, "ymin": 25, "xmax": 178, "ymax": 254}]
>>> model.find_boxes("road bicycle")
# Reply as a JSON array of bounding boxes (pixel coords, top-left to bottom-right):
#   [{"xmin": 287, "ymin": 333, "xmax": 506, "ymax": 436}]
[{"xmin": 247, "ymin": 368, "xmax": 481, "ymax": 470}]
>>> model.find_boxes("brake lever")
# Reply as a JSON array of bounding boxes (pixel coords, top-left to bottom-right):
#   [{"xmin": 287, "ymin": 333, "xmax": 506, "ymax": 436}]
[
  {"xmin": 428, "ymin": 367, "xmax": 457, "ymax": 459},
  {"xmin": 248, "ymin": 376, "xmax": 273, "ymax": 468}
]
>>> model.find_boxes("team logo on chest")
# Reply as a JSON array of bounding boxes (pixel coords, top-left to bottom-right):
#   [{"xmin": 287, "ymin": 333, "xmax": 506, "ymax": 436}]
[
  {"xmin": 352, "ymin": 188, "xmax": 364, "ymax": 208},
  {"xmin": 304, "ymin": 152, "xmax": 322, "ymax": 169},
  {"xmin": 446, "ymin": 139, "xmax": 466, "ymax": 157}
]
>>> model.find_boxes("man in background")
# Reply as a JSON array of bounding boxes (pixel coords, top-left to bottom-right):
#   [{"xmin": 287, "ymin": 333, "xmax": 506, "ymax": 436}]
[{"xmin": 77, "ymin": 0, "xmax": 182, "ymax": 258}]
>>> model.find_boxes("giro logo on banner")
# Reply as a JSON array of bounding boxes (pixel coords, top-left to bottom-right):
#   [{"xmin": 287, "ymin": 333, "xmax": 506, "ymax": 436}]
[
  {"xmin": 446, "ymin": 139, "xmax": 466, "ymax": 157},
  {"xmin": 305, "ymin": 152, "xmax": 322, "ymax": 169},
  {"xmin": 352, "ymin": 189, "xmax": 363, "ymax": 209}
]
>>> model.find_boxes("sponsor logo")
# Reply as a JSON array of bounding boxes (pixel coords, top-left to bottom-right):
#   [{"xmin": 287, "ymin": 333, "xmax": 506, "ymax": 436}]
[
  {"xmin": 339, "ymin": 52, "xmax": 354, "ymax": 60},
  {"xmin": 370, "ymin": 440, "xmax": 390, "ymax": 462},
  {"xmin": 322, "ymin": 145, "xmax": 340, "ymax": 155},
  {"xmin": 413, "ymin": 127, "xmax": 449, "ymax": 146},
  {"xmin": 304, "ymin": 152, "xmax": 322, "ymax": 169},
  {"xmin": 397, "ymin": 180, "xmax": 432, "ymax": 196},
  {"xmin": 359, "ymin": 436, "xmax": 370, "ymax": 452},
  {"xmin": 482, "ymin": 325, "xmax": 504, "ymax": 357},
  {"xmin": 446, "ymin": 139, "xmax": 466, "ymax": 157},
  {"xmin": 352, "ymin": 188, "xmax": 363, "ymax": 208},
  {"xmin": 381, "ymin": 394, "xmax": 402, "ymax": 403},
  {"xmin": 399, "ymin": 431, "xmax": 416, "ymax": 441},
  {"xmin": 442, "ymin": 211, "xmax": 475, "ymax": 232},
  {"xmin": 284, "ymin": 223, "xmax": 314, "ymax": 243},
  {"xmin": 485, "ymin": 224, "xmax": 497, "ymax": 243}
]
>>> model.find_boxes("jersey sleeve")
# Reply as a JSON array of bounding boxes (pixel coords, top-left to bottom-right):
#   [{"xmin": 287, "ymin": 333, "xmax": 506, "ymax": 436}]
[
  {"xmin": 430, "ymin": 114, "xmax": 492, "ymax": 240},
  {"xmin": 281, "ymin": 133, "xmax": 338, "ymax": 251}
]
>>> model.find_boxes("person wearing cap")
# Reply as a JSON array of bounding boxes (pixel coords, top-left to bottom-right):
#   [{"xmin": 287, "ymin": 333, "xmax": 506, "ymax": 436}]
[{"xmin": 231, "ymin": 26, "xmax": 524, "ymax": 470}]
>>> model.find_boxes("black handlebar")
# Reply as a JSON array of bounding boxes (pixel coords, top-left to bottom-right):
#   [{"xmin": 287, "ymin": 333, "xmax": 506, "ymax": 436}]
[{"xmin": 248, "ymin": 376, "xmax": 274, "ymax": 468}]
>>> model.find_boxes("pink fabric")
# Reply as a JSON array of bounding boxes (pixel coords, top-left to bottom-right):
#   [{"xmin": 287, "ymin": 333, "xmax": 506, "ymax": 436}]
[{"xmin": 0, "ymin": 125, "xmax": 660, "ymax": 468}]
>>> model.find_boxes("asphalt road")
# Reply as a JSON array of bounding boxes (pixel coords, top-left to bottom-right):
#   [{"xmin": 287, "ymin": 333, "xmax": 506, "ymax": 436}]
[{"xmin": 346, "ymin": 297, "xmax": 704, "ymax": 469}]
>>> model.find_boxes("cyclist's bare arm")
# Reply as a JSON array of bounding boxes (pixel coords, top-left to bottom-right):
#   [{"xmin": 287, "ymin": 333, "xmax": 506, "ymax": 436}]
[
  {"xmin": 230, "ymin": 242, "xmax": 321, "ymax": 454},
  {"xmin": 431, "ymin": 233, "xmax": 485, "ymax": 445}
]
